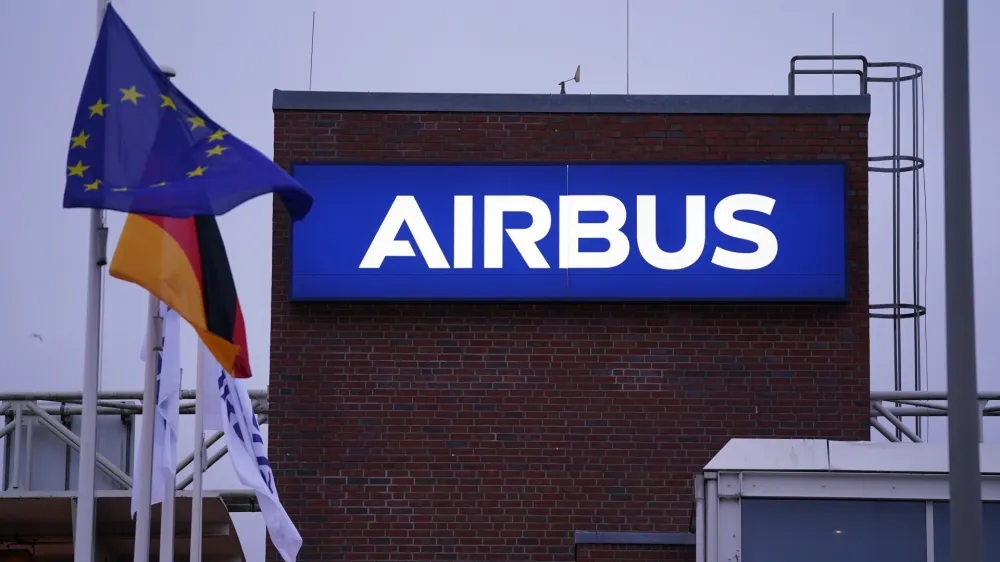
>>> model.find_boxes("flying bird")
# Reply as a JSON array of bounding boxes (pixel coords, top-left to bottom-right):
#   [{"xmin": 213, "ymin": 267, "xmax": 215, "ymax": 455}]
[{"xmin": 29, "ymin": 333, "xmax": 43, "ymax": 343}]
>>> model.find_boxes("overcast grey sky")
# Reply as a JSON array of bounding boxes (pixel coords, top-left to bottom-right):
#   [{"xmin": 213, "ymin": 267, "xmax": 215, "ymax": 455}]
[{"xmin": 1, "ymin": 0, "xmax": 998, "ymax": 559}]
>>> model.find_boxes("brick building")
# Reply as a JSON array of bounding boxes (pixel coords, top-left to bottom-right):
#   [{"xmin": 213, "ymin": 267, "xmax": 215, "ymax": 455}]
[{"xmin": 268, "ymin": 92, "xmax": 871, "ymax": 561}]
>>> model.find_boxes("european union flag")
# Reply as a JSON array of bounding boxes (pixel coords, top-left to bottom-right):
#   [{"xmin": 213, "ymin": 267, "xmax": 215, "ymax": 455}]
[{"xmin": 62, "ymin": 5, "xmax": 313, "ymax": 221}]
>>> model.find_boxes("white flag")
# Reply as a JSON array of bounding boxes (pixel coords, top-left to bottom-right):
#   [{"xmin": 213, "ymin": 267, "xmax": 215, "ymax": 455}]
[
  {"xmin": 200, "ymin": 344, "xmax": 302, "ymax": 561},
  {"xmin": 131, "ymin": 301, "xmax": 182, "ymax": 516}
]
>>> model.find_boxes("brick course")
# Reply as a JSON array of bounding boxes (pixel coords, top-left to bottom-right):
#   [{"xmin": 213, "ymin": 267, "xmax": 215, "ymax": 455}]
[{"xmin": 269, "ymin": 103, "xmax": 871, "ymax": 561}]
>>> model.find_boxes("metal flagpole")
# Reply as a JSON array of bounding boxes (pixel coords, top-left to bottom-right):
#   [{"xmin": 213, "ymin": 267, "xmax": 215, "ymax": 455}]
[
  {"xmin": 943, "ymin": 0, "xmax": 984, "ymax": 561},
  {"xmin": 159, "ymin": 469, "xmax": 176, "ymax": 560},
  {"xmin": 191, "ymin": 344, "xmax": 207, "ymax": 562},
  {"xmin": 156, "ymin": 66, "xmax": 179, "ymax": 562},
  {"xmin": 133, "ymin": 293, "xmax": 163, "ymax": 561},
  {"xmin": 73, "ymin": 1, "xmax": 109, "ymax": 560}
]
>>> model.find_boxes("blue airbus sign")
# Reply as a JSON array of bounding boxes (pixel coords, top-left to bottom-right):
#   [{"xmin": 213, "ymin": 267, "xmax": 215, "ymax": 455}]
[{"xmin": 288, "ymin": 163, "xmax": 848, "ymax": 301}]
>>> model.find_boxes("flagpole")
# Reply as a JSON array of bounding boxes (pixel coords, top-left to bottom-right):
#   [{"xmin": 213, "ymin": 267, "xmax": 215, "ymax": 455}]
[
  {"xmin": 74, "ymin": 211, "xmax": 105, "ymax": 562},
  {"xmin": 151, "ymin": 65, "xmax": 180, "ymax": 562},
  {"xmin": 73, "ymin": 1, "xmax": 109, "ymax": 560},
  {"xmin": 159, "ymin": 470, "xmax": 176, "ymax": 560},
  {"xmin": 191, "ymin": 343, "xmax": 207, "ymax": 562},
  {"xmin": 158, "ymin": 364, "xmax": 180, "ymax": 562},
  {"xmin": 133, "ymin": 293, "xmax": 162, "ymax": 562}
]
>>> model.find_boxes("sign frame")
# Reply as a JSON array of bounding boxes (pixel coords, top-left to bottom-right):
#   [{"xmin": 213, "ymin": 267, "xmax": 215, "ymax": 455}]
[{"xmin": 285, "ymin": 161, "xmax": 851, "ymax": 304}]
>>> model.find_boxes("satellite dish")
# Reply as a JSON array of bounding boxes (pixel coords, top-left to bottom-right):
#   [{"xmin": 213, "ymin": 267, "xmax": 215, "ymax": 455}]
[{"xmin": 573, "ymin": 65, "xmax": 581, "ymax": 83}]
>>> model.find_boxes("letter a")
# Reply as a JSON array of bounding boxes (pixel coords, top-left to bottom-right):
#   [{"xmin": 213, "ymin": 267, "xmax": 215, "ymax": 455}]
[{"xmin": 359, "ymin": 196, "xmax": 450, "ymax": 269}]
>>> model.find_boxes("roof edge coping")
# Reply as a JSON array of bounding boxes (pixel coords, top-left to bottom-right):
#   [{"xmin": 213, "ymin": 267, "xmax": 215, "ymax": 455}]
[{"xmin": 272, "ymin": 90, "xmax": 871, "ymax": 116}]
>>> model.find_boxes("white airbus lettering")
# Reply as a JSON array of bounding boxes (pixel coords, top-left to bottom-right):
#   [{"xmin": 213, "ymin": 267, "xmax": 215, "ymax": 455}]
[
  {"xmin": 358, "ymin": 194, "xmax": 778, "ymax": 271},
  {"xmin": 358, "ymin": 195, "xmax": 449, "ymax": 269},
  {"xmin": 711, "ymin": 194, "xmax": 778, "ymax": 270},
  {"xmin": 636, "ymin": 195, "xmax": 706, "ymax": 270},
  {"xmin": 483, "ymin": 195, "xmax": 551, "ymax": 269},
  {"xmin": 558, "ymin": 195, "xmax": 630, "ymax": 269},
  {"xmin": 452, "ymin": 195, "xmax": 474, "ymax": 269}
]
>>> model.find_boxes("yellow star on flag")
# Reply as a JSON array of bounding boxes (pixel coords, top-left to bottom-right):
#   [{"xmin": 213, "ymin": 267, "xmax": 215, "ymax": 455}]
[
  {"xmin": 70, "ymin": 130, "xmax": 91, "ymax": 149},
  {"xmin": 112, "ymin": 186, "xmax": 128, "ymax": 192},
  {"xmin": 187, "ymin": 165, "xmax": 208, "ymax": 178},
  {"xmin": 187, "ymin": 116, "xmax": 206, "ymax": 131},
  {"xmin": 120, "ymin": 85, "xmax": 144, "ymax": 104},
  {"xmin": 160, "ymin": 95, "xmax": 177, "ymax": 110},
  {"xmin": 206, "ymin": 145, "xmax": 229, "ymax": 157},
  {"xmin": 84, "ymin": 179, "xmax": 102, "ymax": 191},
  {"xmin": 151, "ymin": 181, "xmax": 168, "ymax": 187},
  {"xmin": 88, "ymin": 99, "xmax": 110, "ymax": 117},
  {"xmin": 208, "ymin": 129, "xmax": 228, "ymax": 142},
  {"xmin": 68, "ymin": 161, "xmax": 90, "ymax": 177}
]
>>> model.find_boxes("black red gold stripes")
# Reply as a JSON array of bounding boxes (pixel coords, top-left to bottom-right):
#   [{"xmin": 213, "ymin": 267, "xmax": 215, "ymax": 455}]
[{"xmin": 110, "ymin": 213, "xmax": 252, "ymax": 378}]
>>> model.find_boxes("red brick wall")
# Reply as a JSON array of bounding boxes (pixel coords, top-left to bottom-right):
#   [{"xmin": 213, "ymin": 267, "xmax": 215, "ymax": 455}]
[{"xmin": 269, "ymin": 109, "xmax": 871, "ymax": 561}]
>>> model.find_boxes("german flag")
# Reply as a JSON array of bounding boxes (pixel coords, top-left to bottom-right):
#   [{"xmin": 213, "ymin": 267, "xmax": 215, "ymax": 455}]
[{"xmin": 110, "ymin": 214, "xmax": 252, "ymax": 379}]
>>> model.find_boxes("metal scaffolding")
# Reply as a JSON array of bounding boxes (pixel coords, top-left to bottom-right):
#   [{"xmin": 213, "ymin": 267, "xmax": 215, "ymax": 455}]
[
  {"xmin": 871, "ymin": 390, "xmax": 999, "ymax": 444},
  {"xmin": 0, "ymin": 390, "xmax": 267, "ymax": 512}
]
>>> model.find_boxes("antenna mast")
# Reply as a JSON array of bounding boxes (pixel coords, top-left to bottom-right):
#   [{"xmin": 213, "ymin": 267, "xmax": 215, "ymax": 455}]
[{"xmin": 309, "ymin": 11, "xmax": 316, "ymax": 91}]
